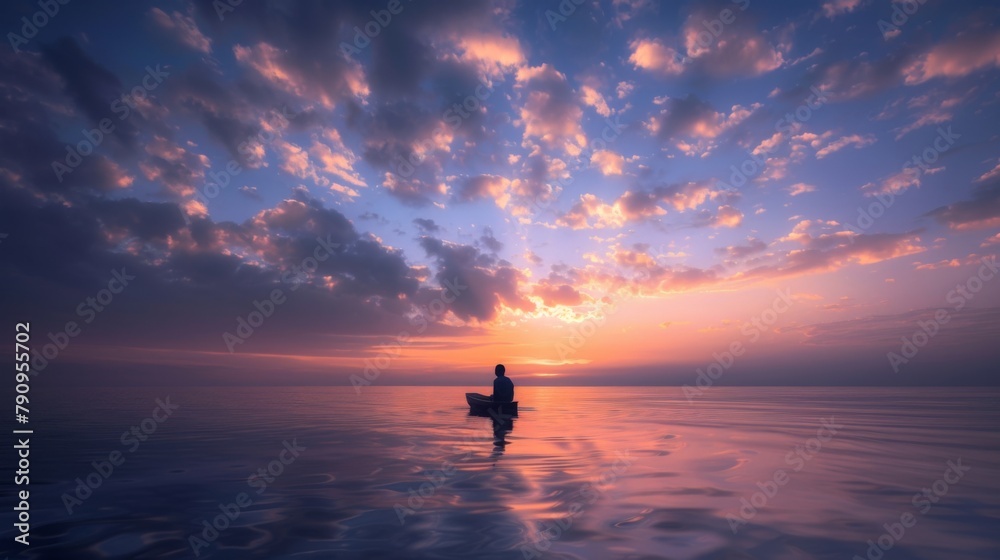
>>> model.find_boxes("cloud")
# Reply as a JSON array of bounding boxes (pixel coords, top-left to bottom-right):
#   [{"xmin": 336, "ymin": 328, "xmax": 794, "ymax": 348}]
[
  {"xmin": 238, "ymin": 186, "xmax": 261, "ymax": 200},
  {"xmin": 458, "ymin": 32, "xmax": 525, "ymax": 76},
  {"xmin": 822, "ymin": 0, "xmax": 865, "ymax": 18},
  {"xmin": 788, "ymin": 183, "xmax": 817, "ymax": 196},
  {"xmin": 0, "ymin": 183, "xmax": 441, "ymax": 354},
  {"xmin": 616, "ymin": 81, "xmax": 635, "ymax": 99},
  {"xmin": 139, "ymin": 135, "xmax": 210, "ymax": 201},
  {"xmin": 0, "ymin": 48, "xmax": 136, "ymax": 195},
  {"xmin": 861, "ymin": 169, "xmax": 921, "ymax": 197},
  {"xmin": 814, "ymin": 54, "xmax": 915, "ymax": 101},
  {"xmin": 149, "ymin": 7, "xmax": 212, "ymax": 54},
  {"xmin": 739, "ymin": 221, "xmax": 925, "ymax": 280},
  {"xmin": 234, "ymin": 42, "xmax": 367, "ymax": 108},
  {"xmin": 41, "ymin": 38, "xmax": 141, "ymax": 150},
  {"xmin": 716, "ymin": 237, "xmax": 768, "ymax": 259},
  {"xmin": 453, "ymin": 174, "xmax": 511, "ymax": 207},
  {"xmin": 419, "ymin": 236, "xmax": 534, "ymax": 322},
  {"xmin": 515, "ymin": 64, "xmax": 586, "ymax": 155},
  {"xmin": 413, "ymin": 218, "xmax": 441, "ymax": 234},
  {"xmin": 382, "ymin": 173, "xmax": 448, "ymax": 207},
  {"xmin": 533, "ymin": 280, "xmax": 588, "ymax": 307},
  {"xmin": 557, "ymin": 182, "xmax": 723, "ymax": 229},
  {"xmin": 926, "ymin": 180, "xmax": 1000, "ymax": 231},
  {"xmin": 913, "ymin": 254, "xmax": 982, "ymax": 271},
  {"xmin": 977, "ymin": 159, "xmax": 1000, "ymax": 183},
  {"xmin": 479, "ymin": 227, "xmax": 504, "ymax": 254},
  {"xmin": 581, "ymin": 84, "xmax": 612, "ymax": 117},
  {"xmin": 708, "ymin": 205, "xmax": 744, "ymax": 228},
  {"xmin": 679, "ymin": 6, "xmax": 785, "ymax": 77},
  {"xmin": 628, "ymin": 38, "xmax": 686, "ymax": 75},
  {"xmin": 646, "ymin": 95, "xmax": 758, "ymax": 155},
  {"xmin": 814, "ymin": 134, "xmax": 876, "ymax": 159},
  {"xmin": 903, "ymin": 28, "xmax": 1000, "ymax": 85},
  {"xmin": 590, "ymin": 150, "xmax": 625, "ymax": 175},
  {"xmin": 309, "ymin": 129, "xmax": 366, "ymax": 189},
  {"xmin": 557, "ymin": 194, "xmax": 628, "ymax": 230},
  {"xmin": 604, "ymin": 244, "xmax": 722, "ymax": 295},
  {"xmin": 507, "ymin": 154, "xmax": 568, "ymax": 215},
  {"xmin": 792, "ymin": 307, "xmax": 1000, "ymax": 349}
]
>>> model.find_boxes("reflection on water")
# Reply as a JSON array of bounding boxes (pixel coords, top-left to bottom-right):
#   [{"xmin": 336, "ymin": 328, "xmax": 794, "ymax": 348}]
[
  {"xmin": 469, "ymin": 407, "xmax": 516, "ymax": 461},
  {"xmin": 7, "ymin": 386, "xmax": 1000, "ymax": 559}
]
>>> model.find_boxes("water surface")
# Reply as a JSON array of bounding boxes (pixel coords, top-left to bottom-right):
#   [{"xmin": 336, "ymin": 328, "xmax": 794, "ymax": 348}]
[{"xmin": 6, "ymin": 386, "xmax": 999, "ymax": 559}]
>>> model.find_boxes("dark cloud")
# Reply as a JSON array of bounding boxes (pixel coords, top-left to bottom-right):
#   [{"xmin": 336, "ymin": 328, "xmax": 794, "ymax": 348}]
[
  {"xmin": 0, "ymin": 49, "xmax": 135, "ymax": 195},
  {"xmin": 167, "ymin": 64, "xmax": 269, "ymax": 165},
  {"xmin": 926, "ymin": 180, "xmax": 1000, "ymax": 231},
  {"xmin": 648, "ymin": 95, "xmax": 718, "ymax": 141},
  {"xmin": 40, "ymin": 37, "xmax": 140, "ymax": 149},
  {"xmin": 479, "ymin": 227, "xmax": 504, "ymax": 254},
  {"xmin": 413, "ymin": 218, "xmax": 441, "ymax": 234},
  {"xmin": 0, "ymin": 181, "xmax": 426, "ymax": 355},
  {"xmin": 420, "ymin": 236, "xmax": 534, "ymax": 322}
]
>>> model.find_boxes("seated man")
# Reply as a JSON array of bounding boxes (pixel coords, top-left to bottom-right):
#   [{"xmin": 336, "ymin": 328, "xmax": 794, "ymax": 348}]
[{"xmin": 491, "ymin": 364, "xmax": 514, "ymax": 402}]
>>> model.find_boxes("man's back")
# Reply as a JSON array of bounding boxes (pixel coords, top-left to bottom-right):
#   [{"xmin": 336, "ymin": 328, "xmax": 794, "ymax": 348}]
[{"xmin": 493, "ymin": 376, "xmax": 514, "ymax": 402}]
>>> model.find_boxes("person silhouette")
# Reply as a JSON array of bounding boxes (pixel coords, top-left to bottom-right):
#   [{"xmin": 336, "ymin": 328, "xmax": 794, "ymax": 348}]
[{"xmin": 490, "ymin": 364, "xmax": 514, "ymax": 403}]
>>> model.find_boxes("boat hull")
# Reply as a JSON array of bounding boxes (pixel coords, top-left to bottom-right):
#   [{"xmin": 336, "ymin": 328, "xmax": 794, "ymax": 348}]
[{"xmin": 466, "ymin": 392, "xmax": 517, "ymax": 414}]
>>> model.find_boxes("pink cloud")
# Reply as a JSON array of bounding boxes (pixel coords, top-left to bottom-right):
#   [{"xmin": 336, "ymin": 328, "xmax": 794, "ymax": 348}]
[
  {"xmin": 861, "ymin": 169, "xmax": 921, "ymax": 197},
  {"xmin": 628, "ymin": 38, "xmax": 686, "ymax": 75},
  {"xmin": 815, "ymin": 134, "xmax": 876, "ymax": 159},
  {"xmin": 903, "ymin": 30, "xmax": 1000, "ymax": 85},
  {"xmin": 590, "ymin": 150, "xmax": 626, "ymax": 176},
  {"xmin": 821, "ymin": 0, "xmax": 865, "ymax": 18},
  {"xmin": 788, "ymin": 183, "xmax": 817, "ymax": 196},
  {"xmin": 515, "ymin": 64, "xmax": 586, "ymax": 156}
]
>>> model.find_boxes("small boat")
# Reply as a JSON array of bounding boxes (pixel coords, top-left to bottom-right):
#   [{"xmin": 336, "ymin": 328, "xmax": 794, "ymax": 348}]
[{"xmin": 466, "ymin": 392, "xmax": 518, "ymax": 414}]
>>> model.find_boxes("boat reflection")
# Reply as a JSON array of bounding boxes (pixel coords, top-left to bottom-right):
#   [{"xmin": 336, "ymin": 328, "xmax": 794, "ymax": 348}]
[{"xmin": 468, "ymin": 407, "xmax": 515, "ymax": 460}]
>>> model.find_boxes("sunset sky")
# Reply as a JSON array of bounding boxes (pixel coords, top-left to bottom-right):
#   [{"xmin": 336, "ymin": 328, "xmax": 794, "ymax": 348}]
[{"xmin": 2, "ymin": 0, "xmax": 999, "ymax": 386}]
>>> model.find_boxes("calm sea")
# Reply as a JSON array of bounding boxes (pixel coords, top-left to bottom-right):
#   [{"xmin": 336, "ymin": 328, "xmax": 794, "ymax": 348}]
[{"xmin": 4, "ymin": 386, "xmax": 999, "ymax": 559}]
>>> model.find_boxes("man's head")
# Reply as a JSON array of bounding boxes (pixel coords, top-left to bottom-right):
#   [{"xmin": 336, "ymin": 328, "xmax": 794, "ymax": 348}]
[{"xmin": 495, "ymin": 364, "xmax": 506, "ymax": 377}]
